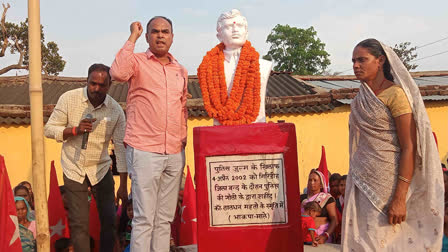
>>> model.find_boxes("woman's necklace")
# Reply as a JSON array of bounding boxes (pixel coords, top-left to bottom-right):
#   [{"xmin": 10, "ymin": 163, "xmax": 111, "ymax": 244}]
[{"xmin": 373, "ymin": 78, "xmax": 387, "ymax": 95}]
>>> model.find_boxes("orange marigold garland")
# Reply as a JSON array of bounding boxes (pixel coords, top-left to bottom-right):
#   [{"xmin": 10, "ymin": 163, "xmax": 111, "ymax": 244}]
[{"xmin": 197, "ymin": 41, "xmax": 261, "ymax": 125}]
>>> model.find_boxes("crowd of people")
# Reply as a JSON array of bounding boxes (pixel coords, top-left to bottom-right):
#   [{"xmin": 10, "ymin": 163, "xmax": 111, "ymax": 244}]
[
  {"xmin": 300, "ymin": 171, "xmax": 347, "ymax": 246},
  {"xmin": 301, "ymin": 164, "xmax": 448, "ymax": 251},
  {"xmin": 12, "ymin": 179, "xmax": 189, "ymax": 252},
  {"xmin": 17, "ymin": 163, "xmax": 448, "ymax": 251}
]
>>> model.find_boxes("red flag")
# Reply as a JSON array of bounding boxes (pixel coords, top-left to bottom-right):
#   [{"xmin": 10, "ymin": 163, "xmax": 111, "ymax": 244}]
[
  {"xmin": 89, "ymin": 196, "xmax": 101, "ymax": 252},
  {"xmin": 0, "ymin": 155, "xmax": 22, "ymax": 251},
  {"xmin": 317, "ymin": 146, "xmax": 329, "ymax": 193},
  {"xmin": 48, "ymin": 161, "xmax": 70, "ymax": 252},
  {"xmin": 178, "ymin": 166, "xmax": 197, "ymax": 246},
  {"xmin": 171, "ymin": 190, "xmax": 183, "ymax": 246}
]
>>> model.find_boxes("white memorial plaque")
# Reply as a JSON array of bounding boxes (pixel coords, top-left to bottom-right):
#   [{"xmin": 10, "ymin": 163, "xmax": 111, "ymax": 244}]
[{"xmin": 206, "ymin": 153, "xmax": 287, "ymax": 227}]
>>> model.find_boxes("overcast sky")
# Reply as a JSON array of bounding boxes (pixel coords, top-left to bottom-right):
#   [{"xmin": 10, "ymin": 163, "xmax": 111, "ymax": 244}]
[{"xmin": 2, "ymin": 0, "xmax": 448, "ymax": 76}]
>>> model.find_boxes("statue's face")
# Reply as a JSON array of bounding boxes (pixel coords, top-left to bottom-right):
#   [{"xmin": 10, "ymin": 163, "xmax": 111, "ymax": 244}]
[{"xmin": 218, "ymin": 16, "xmax": 247, "ymax": 50}]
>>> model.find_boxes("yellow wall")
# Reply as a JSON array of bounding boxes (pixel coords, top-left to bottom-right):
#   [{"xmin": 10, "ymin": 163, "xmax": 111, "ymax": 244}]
[
  {"xmin": 0, "ymin": 124, "xmax": 64, "ymax": 193},
  {"xmin": 269, "ymin": 106, "xmax": 351, "ymax": 191},
  {"xmin": 1, "ymin": 101, "xmax": 447, "ymax": 195},
  {"xmin": 426, "ymin": 102, "xmax": 448, "ymax": 164}
]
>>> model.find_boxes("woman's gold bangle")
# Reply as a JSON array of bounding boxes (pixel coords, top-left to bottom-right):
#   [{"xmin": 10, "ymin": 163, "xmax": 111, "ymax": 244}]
[{"xmin": 398, "ymin": 175, "xmax": 411, "ymax": 184}]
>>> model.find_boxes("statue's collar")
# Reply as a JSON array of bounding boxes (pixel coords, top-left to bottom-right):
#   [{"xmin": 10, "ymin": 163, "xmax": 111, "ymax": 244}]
[{"xmin": 223, "ymin": 48, "xmax": 241, "ymax": 63}]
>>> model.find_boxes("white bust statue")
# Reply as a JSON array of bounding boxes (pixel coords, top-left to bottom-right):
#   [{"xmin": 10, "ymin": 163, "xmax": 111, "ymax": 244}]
[{"xmin": 214, "ymin": 9, "xmax": 272, "ymax": 125}]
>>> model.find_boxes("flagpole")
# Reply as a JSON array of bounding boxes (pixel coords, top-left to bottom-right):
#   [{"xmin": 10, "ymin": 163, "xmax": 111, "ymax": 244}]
[{"xmin": 28, "ymin": 0, "xmax": 50, "ymax": 251}]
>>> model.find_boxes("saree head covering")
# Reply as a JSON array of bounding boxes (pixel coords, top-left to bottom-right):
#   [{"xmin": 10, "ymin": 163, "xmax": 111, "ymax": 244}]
[
  {"xmin": 14, "ymin": 196, "xmax": 34, "ymax": 222},
  {"xmin": 303, "ymin": 169, "xmax": 332, "ymax": 210},
  {"xmin": 15, "ymin": 196, "xmax": 36, "ymax": 252},
  {"xmin": 342, "ymin": 39, "xmax": 444, "ymax": 251},
  {"xmin": 311, "ymin": 169, "xmax": 327, "ymax": 193}
]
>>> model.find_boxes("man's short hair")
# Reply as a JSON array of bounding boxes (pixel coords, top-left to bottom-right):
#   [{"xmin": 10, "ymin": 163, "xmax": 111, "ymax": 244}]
[
  {"xmin": 304, "ymin": 201, "xmax": 322, "ymax": 212},
  {"xmin": 340, "ymin": 175, "xmax": 347, "ymax": 181},
  {"xmin": 87, "ymin": 63, "xmax": 112, "ymax": 84},
  {"xmin": 146, "ymin": 16, "xmax": 173, "ymax": 33}
]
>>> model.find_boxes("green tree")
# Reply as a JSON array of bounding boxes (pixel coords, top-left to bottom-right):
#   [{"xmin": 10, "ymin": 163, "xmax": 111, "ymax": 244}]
[
  {"xmin": 0, "ymin": 4, "xmax": 65, "ymax": 75},
  {"xmin": 263, "ymin": 25, "xmax": 330, "ymax": 75},
  {"xmin": 392, "ymin": 42, "xmax": 418, "ymax": 71}
]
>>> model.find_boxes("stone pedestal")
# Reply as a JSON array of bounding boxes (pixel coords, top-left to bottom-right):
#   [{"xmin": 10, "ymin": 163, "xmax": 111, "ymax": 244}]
[{"xmin": 193, "ymin": 123, "xmax": 302, "ymax": 252}]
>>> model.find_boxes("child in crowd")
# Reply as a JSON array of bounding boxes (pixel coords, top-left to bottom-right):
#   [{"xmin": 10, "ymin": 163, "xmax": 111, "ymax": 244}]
[
  {"xmin": 55, "ymin": 238, "xmax": 74, "ymax": 252},
  {"xmin": 329, "ymin": 173, "xmax": 342, "ymax": 198},
  {"xmin": 334, "ymin": 175, "xmax": 347, "ymax": 244},
  {"xmin": 120, "ymin": 199, "xmax": 133, "ymax": 251},
  {"xmin": 301, "ymin": 201, "xmax": 321, "ymax": 247},
  {"xmin": 336, "ymin": 175, "xmax": 347, "ymax": 213}
]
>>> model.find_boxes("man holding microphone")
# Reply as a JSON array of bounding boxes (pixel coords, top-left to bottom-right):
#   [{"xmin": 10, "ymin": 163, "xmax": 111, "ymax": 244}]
[{"xmin": 45, "ymin": 63, "xmax": 127, "ymax": 252}]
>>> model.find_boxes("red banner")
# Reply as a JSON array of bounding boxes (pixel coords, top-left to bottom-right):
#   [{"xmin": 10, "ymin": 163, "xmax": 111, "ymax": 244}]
[
  {"xmin": 178, "ymin": 166, "xmax": 198, "ymax": 246},
  {"xmin": 0, "ymin": 155, "xmax": 22, "ymax": 252},
  {"xmin": 48, "ymin": 161, "xmax": 70, "ymax": 252}
]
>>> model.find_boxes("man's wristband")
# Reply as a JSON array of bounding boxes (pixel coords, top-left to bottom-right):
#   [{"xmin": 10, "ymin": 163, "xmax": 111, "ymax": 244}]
[
  {"xmin": 398, "ymin": 175, "xmax": 411, "ymax": 184},
  {"xmin": 72, "ymin": 127, "xmax": 77, "ymax": 136}
]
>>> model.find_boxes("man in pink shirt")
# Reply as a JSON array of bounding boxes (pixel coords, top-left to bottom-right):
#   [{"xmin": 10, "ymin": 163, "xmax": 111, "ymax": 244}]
[{"xmin": 110, "ymin": 16, "xmax": 188, "ymax": 252}]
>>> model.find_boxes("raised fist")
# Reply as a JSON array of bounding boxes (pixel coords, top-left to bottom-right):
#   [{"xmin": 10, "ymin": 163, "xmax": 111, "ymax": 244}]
[{"xmin": 130, "ymin": 21, "xmax": 144, "ymax": 38}]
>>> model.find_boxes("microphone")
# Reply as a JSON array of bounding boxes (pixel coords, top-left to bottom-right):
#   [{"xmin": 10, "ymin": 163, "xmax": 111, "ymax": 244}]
[{"xmin": 81, "ymin": 114, "xmax": 93, "ymax": 150}]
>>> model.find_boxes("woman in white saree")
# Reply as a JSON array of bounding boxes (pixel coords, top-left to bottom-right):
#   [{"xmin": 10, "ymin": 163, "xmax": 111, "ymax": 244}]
[{"xmin": 341, "ymin": 38, "xmax": 444, "ymax": 251}]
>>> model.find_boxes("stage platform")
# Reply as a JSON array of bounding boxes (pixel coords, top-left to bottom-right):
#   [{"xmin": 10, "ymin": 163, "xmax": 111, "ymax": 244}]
[
  {"xmin": 177, "ymin": 243, "xmax": 341, "ymax": 251},
  {"xmin": 304, "ymin": 243, "xmax": 341, "ymax": 252}
]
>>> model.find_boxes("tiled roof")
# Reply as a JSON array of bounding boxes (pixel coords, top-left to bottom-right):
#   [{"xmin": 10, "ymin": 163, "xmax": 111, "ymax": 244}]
[
  {"xmin": 0, "ymin": 76, "xmax": 128, "ymax": 105},
  {"xmin": 1, "ymin": 71, "xmax": 447, "ymax": 125},
  {"xmin": 186, "ymin": 74, "xmax": 335, "ymax": 117},
  {"xmin": 297, "ymin": 71, "xmax": 448, "ymax": 104},
  {"xmin": 0, "ymin": 74, "xmax": 337, "ymax": 124}
]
